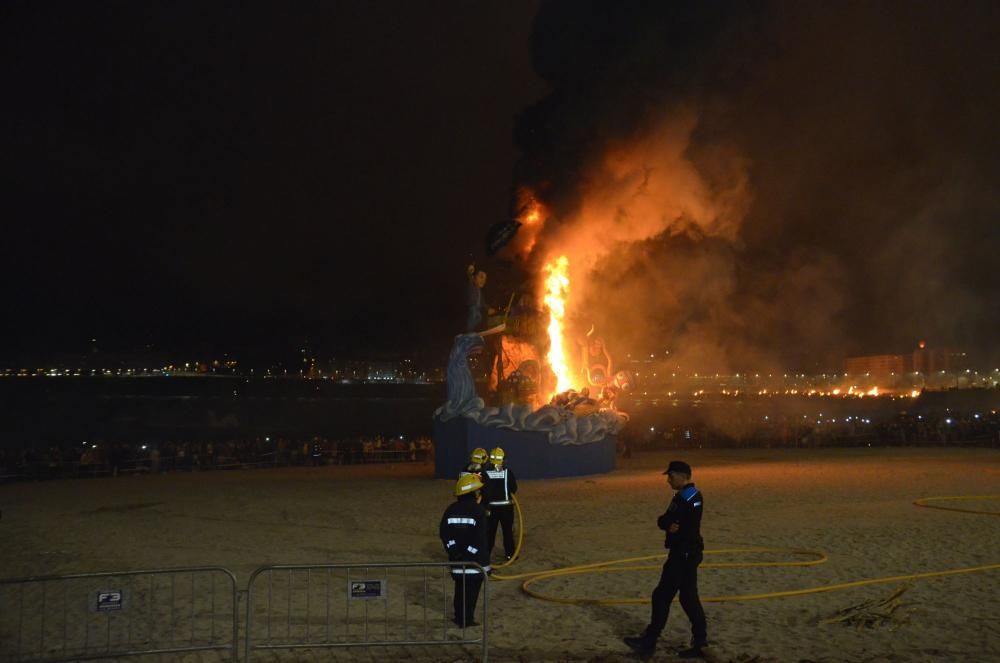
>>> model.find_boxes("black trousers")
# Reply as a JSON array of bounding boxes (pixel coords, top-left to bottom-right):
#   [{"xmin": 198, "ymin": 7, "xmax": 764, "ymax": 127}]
[
  {"xmin": 451, "ymin": 572, "xmax": 484, "ymax": 625},
  {"xmin": 647, "ymin": 550, "xmax": 707, "ymax": 645},
  {"xmin": 488, "ymin": 504, "xmax": 515, "ymax": 557}
]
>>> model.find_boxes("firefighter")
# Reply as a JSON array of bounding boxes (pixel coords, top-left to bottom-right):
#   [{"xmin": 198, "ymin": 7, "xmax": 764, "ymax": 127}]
[
  {"xmin": 483, "ymin": 446, "xmax": 518, "ymax": 561},
  {"xmin": 624, "ymin": 460, "xmax": 708, "ymax": 659},
  {"xmin": 460, "ymin": 447, "xmax": 488, "ymax": 480},
  {"xmin": 439, "ymin": 473, "xmax": 491, "ymax": 627}
]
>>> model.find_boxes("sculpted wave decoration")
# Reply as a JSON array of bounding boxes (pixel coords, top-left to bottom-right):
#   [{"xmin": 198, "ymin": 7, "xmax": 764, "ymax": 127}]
[{"xmin": 434, "ymin": 333, "xmax": 627, "ymax": 446}]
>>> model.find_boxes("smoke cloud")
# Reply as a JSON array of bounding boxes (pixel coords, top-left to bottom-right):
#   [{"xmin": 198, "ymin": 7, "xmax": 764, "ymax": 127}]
[{"xmin": 512, "ymin": 0, "xmax": 1000, "ymax": 372}]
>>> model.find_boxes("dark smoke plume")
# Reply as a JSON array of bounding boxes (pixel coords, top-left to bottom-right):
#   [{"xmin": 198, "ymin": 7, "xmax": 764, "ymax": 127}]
[{"xmin": 513, "ymin": 0, "xmax": 1000, "ymax": 372}]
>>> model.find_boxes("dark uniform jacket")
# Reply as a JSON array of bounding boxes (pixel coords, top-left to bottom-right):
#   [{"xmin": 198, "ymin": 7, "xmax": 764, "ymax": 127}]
[
  {"xmin": 657, "ymin": 483, "xmax": 704, "ymax": 553},
  {"xmin": 482, "ymin": 463, "xmax": 517, "ymax": 506},
  {"xmin": 439, "ymin": 499, "xmax": 491, "ymax": 573}
]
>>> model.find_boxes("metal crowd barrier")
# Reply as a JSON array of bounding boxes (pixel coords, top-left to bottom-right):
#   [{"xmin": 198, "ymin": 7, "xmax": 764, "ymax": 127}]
[
  {"xmin": 0, "ymin": 562, "xmax": 485, "ymax": 662},
  {"xmin": 0, "ymin": 567, "xmax": 238, "ymax": 662},
  {"xmin": 245, "ymin": 562, "xmax": 488, "ymax": 662}
]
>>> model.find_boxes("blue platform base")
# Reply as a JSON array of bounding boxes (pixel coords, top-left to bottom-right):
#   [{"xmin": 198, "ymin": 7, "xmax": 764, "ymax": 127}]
[{"xmin": 433, "ymin": 416, "xmax": 616, "ymax": 480}]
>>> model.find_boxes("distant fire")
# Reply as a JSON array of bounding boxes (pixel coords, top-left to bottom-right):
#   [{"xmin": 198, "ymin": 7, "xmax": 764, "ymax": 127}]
[
  {"xmin": 543, "ymin": 256, "xmax": 573, "ymax": 395},
  {"xmin": 716, "ymin": 384, "xmax": 923, "ymax": 399}
]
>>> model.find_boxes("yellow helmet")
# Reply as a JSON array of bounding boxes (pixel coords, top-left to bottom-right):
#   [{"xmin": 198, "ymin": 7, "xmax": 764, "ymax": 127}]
[
  {"xmin": 470, "ymin": 447, "xmax": 488, "ymax": 464},
  {"xmin": 489, "ymin": 447, "xmax": 505, "ymax": 465},
  {"xmin": 454, "ymin": 473, "xmax": 484, "ymax": 496}
]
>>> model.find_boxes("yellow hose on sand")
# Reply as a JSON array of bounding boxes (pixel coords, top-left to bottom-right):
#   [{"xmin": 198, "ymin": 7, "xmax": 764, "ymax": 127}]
[
  {"xmin": 489, "ymin": 494, "xmax": 1000, "ymax": 605},
  {"xmin": 490, "ymin": 494, "xmax": 524, "ymax": 569}
]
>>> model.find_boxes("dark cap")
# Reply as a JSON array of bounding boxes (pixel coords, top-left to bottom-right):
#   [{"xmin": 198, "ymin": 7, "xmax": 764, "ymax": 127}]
[{"xmin": 662, "ymin": 460, "xmax": 692, "ymax": 476}]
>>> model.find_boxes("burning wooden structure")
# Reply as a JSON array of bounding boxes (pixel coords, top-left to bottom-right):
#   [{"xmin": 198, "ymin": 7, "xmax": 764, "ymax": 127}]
[{"xmin": 433, "ymin": 255, "xmax": 628, "ymax": 479}]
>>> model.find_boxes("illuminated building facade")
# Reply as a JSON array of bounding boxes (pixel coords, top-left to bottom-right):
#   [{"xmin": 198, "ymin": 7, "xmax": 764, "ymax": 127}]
[{"xmin": 844, "ymin": 354, "xmax": 909, "ymax": 377}]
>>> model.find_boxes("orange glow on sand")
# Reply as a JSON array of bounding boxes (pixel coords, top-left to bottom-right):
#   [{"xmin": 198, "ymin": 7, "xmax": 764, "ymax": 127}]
[{"xmin": 543, "ymin": 256, "xmax": 573, "ymax": 396}]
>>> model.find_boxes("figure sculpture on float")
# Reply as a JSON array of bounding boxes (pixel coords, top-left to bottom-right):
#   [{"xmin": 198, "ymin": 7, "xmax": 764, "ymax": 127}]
[
  {"xmin": 465, "ymin": 264, "xmax": 493, "ymax": 333},
  {"xmin": 438, "ymin": 333, "xmax": 486, "ymax": 419},
  {"xmin": 578, "ymin": 326, "xmax": 613, "ymax": 388},
  {"xmin": 437, "ymin": 269, "xmax": 627, "ymax": 445}
]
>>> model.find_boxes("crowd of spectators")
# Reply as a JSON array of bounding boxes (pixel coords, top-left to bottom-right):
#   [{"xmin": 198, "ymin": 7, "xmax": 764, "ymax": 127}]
[
  {"xmin": 0, "ymin": 435, "xmax": 434, "ymax": 481},
  {"xmin": 4, "ymin": 410, "xmax": 997, "ymax": 480},
  {"xmin": 624, "ymin": 409, "xmax": 1000, "ymax": 452}
]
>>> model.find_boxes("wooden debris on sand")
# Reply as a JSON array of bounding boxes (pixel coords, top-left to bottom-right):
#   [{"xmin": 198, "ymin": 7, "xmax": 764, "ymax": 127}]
[{"xmin": 820, "ymin": 585, "xmax": 911, "ymax": 630}]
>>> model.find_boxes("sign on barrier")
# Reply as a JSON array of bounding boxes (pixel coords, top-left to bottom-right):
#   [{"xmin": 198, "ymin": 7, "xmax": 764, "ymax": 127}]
[
  {"xmin": 93, "ymin": 589, "xmax": 125, "ymax": 613},
  {"xmin": 349, "ymin": 579, "xmax": 386, "ymax": 600}
]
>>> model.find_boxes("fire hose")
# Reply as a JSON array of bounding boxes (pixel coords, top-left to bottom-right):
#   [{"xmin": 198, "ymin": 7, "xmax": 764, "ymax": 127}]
[
  {"xmin": 489, "ymin": 494, "xmax": 525, "ymax": 570},
  {"xmin": 490, "ymin": 495, "xmax": 1000, "ymax": 604}
]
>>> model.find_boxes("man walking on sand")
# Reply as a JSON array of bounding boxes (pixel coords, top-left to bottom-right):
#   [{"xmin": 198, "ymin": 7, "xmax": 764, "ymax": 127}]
[{"xmin": 624, "ymin": 460, "xmax": 708, "ymax": 659}]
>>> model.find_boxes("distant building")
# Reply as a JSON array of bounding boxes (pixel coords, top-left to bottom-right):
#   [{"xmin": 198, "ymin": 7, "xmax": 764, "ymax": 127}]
[
  {"xmin": 846, "ymin": 342, "xmax": 969, "ymax": 377},
  {"xmin": 844, "ymin": 354, "xmax": 909, "ymax": 376},
  {"xmin": 912, "ymin": 344, "xmax": 968, "ymax": 373},
  {"xmin": 366, "ymin": 361, "xmax": 397, "ymax": 381}
]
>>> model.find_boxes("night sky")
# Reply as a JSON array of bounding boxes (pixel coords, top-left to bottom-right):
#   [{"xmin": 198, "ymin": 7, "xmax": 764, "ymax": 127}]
[
  {"xmin": 4, "ymin": 1, "xmax": 1000, "ymax": 369},
  {"xmin": 3, "ymin": 1, "xmax": 545, "ymax": 363}
]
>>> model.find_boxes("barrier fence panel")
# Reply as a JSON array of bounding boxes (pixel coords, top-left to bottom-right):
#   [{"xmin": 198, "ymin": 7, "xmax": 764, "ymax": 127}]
[
  {"xmin": 245, "ymin": 562, "xmax": 487, "ymax": 662},
  {"xmin": 0, "ymin": 567, "xmax": 238, "ymax": 663}
]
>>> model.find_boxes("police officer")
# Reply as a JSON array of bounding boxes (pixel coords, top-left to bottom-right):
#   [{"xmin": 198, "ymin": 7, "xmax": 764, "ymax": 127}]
[
  {"xmin": 482, "ymin": 446, "xmax": 518, "ymax": 561},
  {"xmin": 460, "ymin": 447, "xmax": 488, "ymax": 480},
  {"xmin": 439, "ymin": 473, "xmax": 491, "ymax": 627},
  {"xmin": 624, "ymin": 460, "xmax": 708, "ymax": 659}
]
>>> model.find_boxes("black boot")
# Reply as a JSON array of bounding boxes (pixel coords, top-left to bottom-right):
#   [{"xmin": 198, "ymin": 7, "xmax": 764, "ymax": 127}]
[
  {"xmin": 623, "ymin": 630, "xmax": 657, "ymax": 657},
  {"xmin": 676, "ymin": 643, "xmax": 706, "ymax": 659}
]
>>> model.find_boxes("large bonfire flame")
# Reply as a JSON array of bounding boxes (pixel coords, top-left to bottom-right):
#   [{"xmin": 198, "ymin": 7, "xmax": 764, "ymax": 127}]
[{"xmin": 543, "ymin": 255, "xmax": 573, "ymax": 395}]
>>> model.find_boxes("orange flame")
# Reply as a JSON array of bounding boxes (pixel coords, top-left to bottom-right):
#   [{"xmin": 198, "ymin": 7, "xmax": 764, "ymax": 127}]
[
  {"xmin": 523, "ymin": 204, "xmax": 541, "ymax": 225},
  {"xmin": 516, "ymin": 195, "xmax": 545, "ymax": 256},
  {"xmin": 543, "ymin": 256, "xmax": 572, "ymax": 395}
]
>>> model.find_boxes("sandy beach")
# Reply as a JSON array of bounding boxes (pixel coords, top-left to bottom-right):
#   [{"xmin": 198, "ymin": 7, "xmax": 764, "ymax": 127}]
[{"xmin": 2, "ymin": 447, "xmax": 998, "ymax": 662}]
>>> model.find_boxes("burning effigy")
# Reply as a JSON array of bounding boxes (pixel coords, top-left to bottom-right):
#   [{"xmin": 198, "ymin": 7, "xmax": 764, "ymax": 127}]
[
  {"xmin": 433, "ymin": 250, "xmax": 629, "ymax": 480},
  {"xmin": 433, "ymin": 332, "xmax": 627, "ymax": 447}
]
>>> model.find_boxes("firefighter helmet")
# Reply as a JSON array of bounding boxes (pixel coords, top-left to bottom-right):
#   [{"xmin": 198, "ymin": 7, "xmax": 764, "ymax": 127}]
[
  {"xmin": 489, "ymin": 446, "xmax": 505, "ymax": 465},
  {"xmin": 470, "ymin": 447, "xmax": 488, "ymax": 464},
  {"xmin": 454, "ymin": 473, "xmax": 484, "ymax": 496}
]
